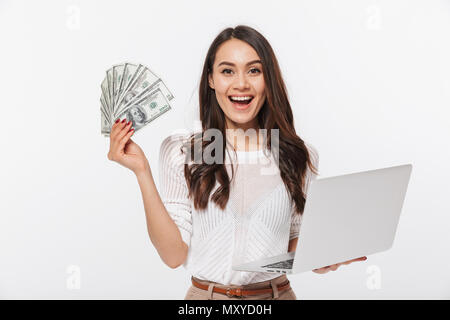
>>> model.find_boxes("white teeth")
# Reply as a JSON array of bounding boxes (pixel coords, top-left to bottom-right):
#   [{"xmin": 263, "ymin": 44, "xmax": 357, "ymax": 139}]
[{"xmin": 230, "ymin": 96, "xmax": 253, "ymax": 101}]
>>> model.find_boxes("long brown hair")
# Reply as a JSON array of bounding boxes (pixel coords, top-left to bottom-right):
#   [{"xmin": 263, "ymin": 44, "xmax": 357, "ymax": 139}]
[{"xmin": 181, "ymin": 25, "xmax": 318, "ymax": 216}]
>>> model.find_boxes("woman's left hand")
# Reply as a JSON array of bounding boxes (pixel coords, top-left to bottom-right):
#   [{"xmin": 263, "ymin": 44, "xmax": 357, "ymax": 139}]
[{"xmin": 312, "ymin": 256, "xmax": 367, "ymax": 274}]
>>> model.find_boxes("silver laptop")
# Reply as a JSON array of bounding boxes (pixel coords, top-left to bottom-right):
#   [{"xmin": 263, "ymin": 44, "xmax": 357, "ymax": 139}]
[{"xmin": 232, "ymin": 164, "xmax": 413, "ymax": 274}]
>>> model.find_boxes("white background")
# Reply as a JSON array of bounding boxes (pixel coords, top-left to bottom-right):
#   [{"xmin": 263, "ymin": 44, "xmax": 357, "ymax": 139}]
[{"xmin": 0, "ymin": 0, "xmax": 449, "ymax": 299}]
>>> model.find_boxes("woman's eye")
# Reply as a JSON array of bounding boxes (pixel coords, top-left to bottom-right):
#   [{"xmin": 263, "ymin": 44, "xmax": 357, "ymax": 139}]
[{"xmin": 220, "ymin": 68, "xmax": 261, "ymax": 75}]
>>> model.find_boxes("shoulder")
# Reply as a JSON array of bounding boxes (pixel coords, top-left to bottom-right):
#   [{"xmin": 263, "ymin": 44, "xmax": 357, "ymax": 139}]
[
  {"xmin": 159, "ymin": 131, "xmax": 197, "ymax": 167},
  {"xmin": 160, "ymin": 131, "xmax": 190, "ymax": 152}
]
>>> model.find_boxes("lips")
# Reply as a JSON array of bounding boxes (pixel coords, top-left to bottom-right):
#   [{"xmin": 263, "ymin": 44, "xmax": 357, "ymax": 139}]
[{"xmin": 228, "ymin": 95, "xmax": 254, "ymax": 110}]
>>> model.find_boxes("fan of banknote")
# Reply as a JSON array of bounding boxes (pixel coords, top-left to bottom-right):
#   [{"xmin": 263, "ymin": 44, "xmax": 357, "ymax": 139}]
[{"xmin": 100, "ymin": 62, "xmax": 174, "ymax": 136}]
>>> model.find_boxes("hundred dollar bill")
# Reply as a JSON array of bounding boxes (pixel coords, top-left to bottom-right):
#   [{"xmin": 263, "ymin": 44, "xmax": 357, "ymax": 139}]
[
  {"xmin": 114, "ymin": 62, "xmax": 132, "ymax": 107},
  {"xmin": 100, "ymin": 96, "xmax": 112, "ymax": 136},
  {"xmin": 100, "ymin": 62, "xmax": 174, "ymax": 136},
  {"xmin": 115, "ymin": 64, "xmax": 145, "ymax": 112},
  {"xmin": 100, "ymin": 94, "xmax": 109, "ymax": 118},
  {"xmin": 101, "ymin": 76, "xmax": 111, "ymax": 111},
  {"xmin": 101, "ymin": 107, "xmax": 110, "ymax": 136},
  {"xmin": 117, "ymin": 78, "xmax": 174, "ymax": 119},
  {"xmin": 112, "ymin": 64, "xmax": 126, "ymax": 115},
  {"xmin": 138, "ymin": 78, "xmax": 174, "ymax": 104},
  {"xmin": 114, "ymin": 66, "xmax": 160, "ymax": 118},
  {"xmin": 116, "ymin": 88, "xmax": 171, "ymax": 132},
  {"xmin": 114, "ymin": 63, "xmax": 139, "ymax": 114},
  {"xmin": 101, "ymin": 94, "xmax": 112, "ymax": 125},
  {"xmin": 106, "ymin": 69, "xmax": 114, "ymax": 110}
]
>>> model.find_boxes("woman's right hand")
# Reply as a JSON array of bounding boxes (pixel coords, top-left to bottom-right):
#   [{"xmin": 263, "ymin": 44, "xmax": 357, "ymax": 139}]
[{"xmin": 107, "ymin": 119, "xmax": 149, "ymax": 175}]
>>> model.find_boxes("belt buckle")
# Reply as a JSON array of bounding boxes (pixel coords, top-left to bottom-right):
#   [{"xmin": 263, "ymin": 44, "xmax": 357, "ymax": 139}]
[{"xmin": 226, "ymin": 287, "xmax": 242, "ymax": 298}]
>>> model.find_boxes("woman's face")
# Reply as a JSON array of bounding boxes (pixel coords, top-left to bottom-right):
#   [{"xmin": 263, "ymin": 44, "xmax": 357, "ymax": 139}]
[{"xmin": 208, "ymin": 38, "xmax": 266, "ymax": 132}]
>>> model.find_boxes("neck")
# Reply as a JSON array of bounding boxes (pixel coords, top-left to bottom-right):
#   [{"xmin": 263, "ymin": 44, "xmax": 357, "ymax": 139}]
[{"xmin": 225, "ymin": 127, "xmax": 262, "ymax": 152}]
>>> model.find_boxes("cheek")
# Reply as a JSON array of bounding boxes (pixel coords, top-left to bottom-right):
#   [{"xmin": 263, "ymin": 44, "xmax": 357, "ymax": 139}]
[
  {"xmin": 215, "ymin": 90, "xmax": 231, "ymax": 108},
  {"xmin": 253, "ymin": 78, "xmax": 266, "ymax": 96},
  {"xmin": 213, "ymin": 76, "xmax": 231, "ymax": 96}
]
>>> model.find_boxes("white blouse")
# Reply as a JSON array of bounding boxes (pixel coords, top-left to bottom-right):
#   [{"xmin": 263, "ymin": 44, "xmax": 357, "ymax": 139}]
[{"xmin": 158, "ymin": 132, "xmax": 319, "ymax": 285}]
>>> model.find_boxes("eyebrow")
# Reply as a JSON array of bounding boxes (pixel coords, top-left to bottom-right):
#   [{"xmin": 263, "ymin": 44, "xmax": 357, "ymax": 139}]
[{"xmin": 217, "ymin": 60, "xmax": 262, "ymax": 67}]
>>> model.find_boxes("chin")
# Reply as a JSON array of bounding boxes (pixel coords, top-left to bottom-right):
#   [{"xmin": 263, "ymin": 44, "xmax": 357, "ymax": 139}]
[
  {"xmin": 228, "ymin": 113, "xmax": 251, "ymax": 122},
  {"xmin": 228, "ymin": 117, "xmax": 257, "ymax": 128}
]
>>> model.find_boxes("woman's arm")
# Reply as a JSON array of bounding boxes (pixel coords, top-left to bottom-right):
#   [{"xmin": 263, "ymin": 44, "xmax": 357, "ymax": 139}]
[
  {"xmin": 107, "ymin": 119, "xmax": 187, "ymax": 269},
  {"xmin": 288, "ymin": 238, "xmax": 298, "ymax": 252},
  {"xmin": 135, "ymin": 166, "xmax": 188, "ymax": 269}
]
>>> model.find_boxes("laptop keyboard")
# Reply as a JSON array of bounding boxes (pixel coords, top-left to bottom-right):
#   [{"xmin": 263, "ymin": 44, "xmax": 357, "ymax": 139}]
[{"xmin": 262, "ymin": 259, "xmax": 294, "ymax": 269}]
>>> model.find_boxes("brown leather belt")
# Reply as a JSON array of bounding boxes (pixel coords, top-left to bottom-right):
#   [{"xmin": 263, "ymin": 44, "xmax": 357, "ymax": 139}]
[{"xmin": 191, "ymin": 277, "xmax": 291, "ymax": 298}]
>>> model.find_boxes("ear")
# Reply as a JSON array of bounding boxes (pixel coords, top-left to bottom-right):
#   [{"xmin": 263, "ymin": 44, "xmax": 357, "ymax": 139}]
[{"xmin": 208, "ymin": 73, "xmax": 215, "ymax": 90}]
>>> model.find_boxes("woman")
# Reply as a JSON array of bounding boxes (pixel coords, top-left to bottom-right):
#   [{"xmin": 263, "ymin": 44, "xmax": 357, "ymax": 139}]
[{"xmin": 107, "ymin": 25, "xmax": 366, "ymax": 300}]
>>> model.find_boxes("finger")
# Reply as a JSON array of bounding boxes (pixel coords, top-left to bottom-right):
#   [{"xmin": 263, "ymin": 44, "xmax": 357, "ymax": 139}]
[
  {"xmin": 341, "ymin": 256, "xmax": 367, "ymax": 265},
  {"xmin": 110, "ymin": 118, "xmax": 127, "ymax": 140},
  {"xmin": 116, "ymin": 120, "xmax": 133, "ymax": 142},
  {"xmin": 352, "ymin": 256, "xmax": 367, "ymax": 262},
  {"xmin": 118, "ymin": 127, "xmax": 135, "ymax": 151},
  {"xmin": 313, "ymin": 268, "xmax": 325, "ymax": 274},
  {"xmin": 329, "ymin": 264, "xmax": 339, "ymax": 271},
  {"xmin": 109, "ymin": 119, "xmax": 120, "ymax": 139},
  {"xmin": 314, "ymin": 266, "xmax": 331, "ymax": 274},
  {"xmin": 111, "ymin": 118, "xmax": 121, "ymax": 129}
]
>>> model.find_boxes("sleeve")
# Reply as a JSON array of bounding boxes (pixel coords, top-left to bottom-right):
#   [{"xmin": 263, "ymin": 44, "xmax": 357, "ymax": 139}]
[
  {"xmin": 289, "ymin": 142, "xmax": 320, "ymax": 240},
  {"xmin": 159, "ymin": 133, "xmax": 193, "ymax": 247}
]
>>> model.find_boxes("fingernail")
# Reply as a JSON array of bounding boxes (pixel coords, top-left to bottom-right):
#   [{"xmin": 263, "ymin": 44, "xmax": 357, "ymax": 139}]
[
  {"xmin": 115, "ymin": 118, "xmax": 120, "ymax": 123},
  {"xmin": 121, "ymin": 119, "xmax": 126, "ymax": 123},
  {"xmin": 127, "ymin": 121, "xmax": 131, "ymax": 125}
]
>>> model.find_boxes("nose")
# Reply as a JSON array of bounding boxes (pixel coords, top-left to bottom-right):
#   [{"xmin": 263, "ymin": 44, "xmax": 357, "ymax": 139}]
[{"xmin": 233, "ymin": 72, "xmax": 250, "ymax": 90}]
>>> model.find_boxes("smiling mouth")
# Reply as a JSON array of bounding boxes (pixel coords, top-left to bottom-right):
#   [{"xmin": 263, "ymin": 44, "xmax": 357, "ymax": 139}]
[{"xmin": 228, "ymin": 96, "xmax": 254, "ymax": 105}]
